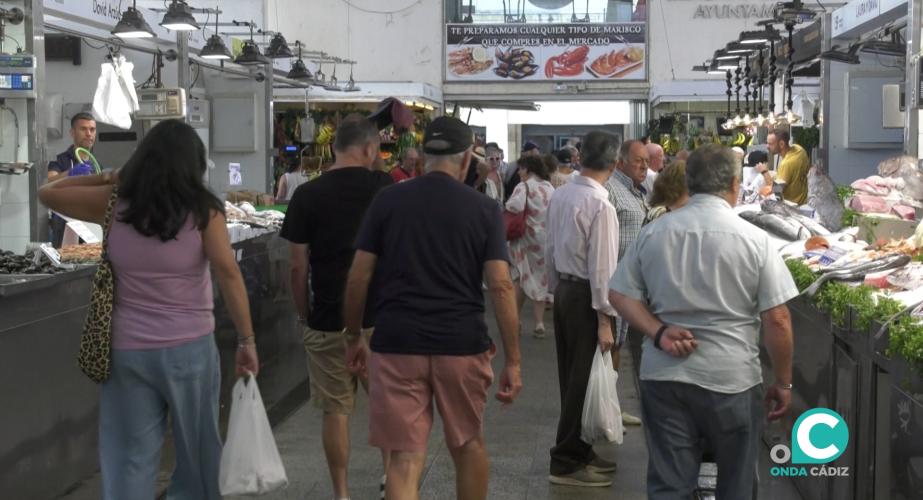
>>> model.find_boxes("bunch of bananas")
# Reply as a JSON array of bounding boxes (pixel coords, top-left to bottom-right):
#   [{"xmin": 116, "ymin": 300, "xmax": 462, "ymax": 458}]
[
  {"xmin": 315, "ymin": 123, "xmax": 334, "ymax": 145},
  {"xmin": 729, "ymin": 131, "xmax": 750, "ymax": 148},
  {"xmin": 314, "ymin": 123, "xmax": 335, "ymax": 163},
  {"xmin": 659, "ymin": 135, "xmax": 681, "ymax": 156}
]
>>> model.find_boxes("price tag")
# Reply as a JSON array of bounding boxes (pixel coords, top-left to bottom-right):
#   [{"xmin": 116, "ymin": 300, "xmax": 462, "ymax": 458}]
[
  {"xmin": 65, "ymin": 220, "xmax": 102, "ymax": 244},
  {"xmin": 39, "ymin": 243, "xmax": 64, "ymax": 267}
]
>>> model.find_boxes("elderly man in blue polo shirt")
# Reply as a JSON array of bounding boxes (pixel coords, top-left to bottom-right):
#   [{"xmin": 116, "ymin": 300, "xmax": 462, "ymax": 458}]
[{"xmin": 609, "ymin": 144, "xmax": 796, "ymax": 499}]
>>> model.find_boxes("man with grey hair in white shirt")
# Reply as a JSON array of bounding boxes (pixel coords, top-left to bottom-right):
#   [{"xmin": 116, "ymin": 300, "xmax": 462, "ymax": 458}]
[
  {"xmin": 609, "ymin": 144, "xmax": 796, "ymax": 499},
  {"xmin": 545, "ymin": 131, "xmax": 621, "ymax": 488}
]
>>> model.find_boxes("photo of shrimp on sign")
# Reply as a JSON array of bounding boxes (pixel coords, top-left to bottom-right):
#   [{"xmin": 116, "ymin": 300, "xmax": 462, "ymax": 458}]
[{"xmin": 445, "ymin": 22, "xmax": 646, "ymax": 82}]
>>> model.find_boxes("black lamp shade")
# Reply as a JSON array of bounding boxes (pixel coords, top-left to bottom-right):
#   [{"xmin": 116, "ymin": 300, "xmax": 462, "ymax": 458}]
[
  {"xmin": 726, "ymin": 41, "xmax": 754, "ymax": 54},
  {"xmin": 717, "ymin": 58, "xmax": 740, "ymax": 70},
  {"xmin": 739, "ymin": 30, "xmax": 770, "ymax": 45},
  {"xmin": 161, "ymin": 0, "xmax": 199, "ymax": 31},
  {"xmin": 266, "ymin": 34, "xmax": 293, "ymax": 58},
  {"xmin": 714, "ymin": 49, "xmax": 739, "ymax": 61},
  {"xmin": 707, "ymin": 60, "xmax": 725, "ymax": 75},
  {"xmin": 200, "ymin": 34, "xmax": 232, "ymax": 60},
  {"xmin": 287, "ymin": 58, "xmax": 312, "ymax": 79},
  {"xmin": 235, "ymin": 40, "xmax": 270, "ymax": 65},
  {"xmin": 112, "ymin": 7, "xmax": 155, "ymax": 38}
]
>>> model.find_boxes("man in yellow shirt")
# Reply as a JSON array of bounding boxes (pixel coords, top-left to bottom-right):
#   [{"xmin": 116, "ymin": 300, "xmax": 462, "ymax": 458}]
[{"xmin": 755, "ymin": 129, "xmax": 810, "ymax": 204}]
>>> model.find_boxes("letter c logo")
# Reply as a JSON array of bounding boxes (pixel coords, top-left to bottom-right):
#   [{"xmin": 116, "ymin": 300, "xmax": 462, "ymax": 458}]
[{"xmin": 792, "ymin": 409, "xmax": 849, "ymax": 464}]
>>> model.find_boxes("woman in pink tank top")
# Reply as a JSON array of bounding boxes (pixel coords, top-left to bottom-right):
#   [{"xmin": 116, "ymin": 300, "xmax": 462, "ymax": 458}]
[{"xmin": 39, "ymin": 119, "xmax": 258, "ymax": 500}]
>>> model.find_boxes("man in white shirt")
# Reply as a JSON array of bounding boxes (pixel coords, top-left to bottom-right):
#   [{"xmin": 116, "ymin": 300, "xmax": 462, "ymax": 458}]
[
  {"xmin": 545, "ymin": 131, "xmax": 621, "ymax": 488},
  {"xmin": 641, "ymin": 143, "xmax": 664, "ymax": 196},
  {"xmin": 609, "ymin": 144, "xmax": 796, "ymax": 499}
]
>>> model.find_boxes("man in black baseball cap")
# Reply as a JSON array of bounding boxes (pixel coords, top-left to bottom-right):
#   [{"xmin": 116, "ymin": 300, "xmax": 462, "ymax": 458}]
[{"xmin": 344, "ymin": 114, "xmax": 522, "ymax": 499}]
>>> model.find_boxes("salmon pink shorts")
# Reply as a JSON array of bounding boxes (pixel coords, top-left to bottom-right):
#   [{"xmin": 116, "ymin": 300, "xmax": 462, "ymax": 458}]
[{"xmin": 368, "ymin": 347, "xmax": 495, "ymax": 453}]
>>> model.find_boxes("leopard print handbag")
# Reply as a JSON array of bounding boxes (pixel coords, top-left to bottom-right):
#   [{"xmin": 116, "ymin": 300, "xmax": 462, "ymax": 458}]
[{"xmin": 77, "ymin": 186, "xmax": 119, "ymax": 384}]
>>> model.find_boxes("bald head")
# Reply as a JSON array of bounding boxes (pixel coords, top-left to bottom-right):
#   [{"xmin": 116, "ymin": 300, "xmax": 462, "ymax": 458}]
[{"xmin": 646, "ymin": 143, "xmax": 665, "ymax": 172}]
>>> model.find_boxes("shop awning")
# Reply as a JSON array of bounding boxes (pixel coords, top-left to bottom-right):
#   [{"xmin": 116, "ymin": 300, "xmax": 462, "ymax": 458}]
[{"xmin": 649, "ymin": 80, "xmax": 730, "ymax": 108}]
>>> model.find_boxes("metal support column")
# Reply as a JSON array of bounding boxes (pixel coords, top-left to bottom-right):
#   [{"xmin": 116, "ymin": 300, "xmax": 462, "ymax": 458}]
[
  {"xmin": 820, "ymin": 13, "xmax": 832, "ymax": 175},
  {"xmin": 27, "ymin": 0, "xmax": 47, "ymax": 242},
  {"xmin": 176, "ymin": 31, "xmax": 190, "ymax": 91},
  {"xmin": 904, "ymin": 0, "xmax": 922, "ymax": 157},
  {"xmin": 629, "ymin": 100, "xmax": 647, "ymax": 140},
  {"xmin": 264, "ymin": 69, "xmax": 274, "ymax": 194}
]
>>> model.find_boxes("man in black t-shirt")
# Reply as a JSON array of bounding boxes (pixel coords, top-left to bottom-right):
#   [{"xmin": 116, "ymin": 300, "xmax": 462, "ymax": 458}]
[
  {"xmin": 343, "ymin": 116, "xmax": 523, "ymax": 500},
  {"xmin": 279, "ymin": 115, "xmax": 392, "ymax": 500}
]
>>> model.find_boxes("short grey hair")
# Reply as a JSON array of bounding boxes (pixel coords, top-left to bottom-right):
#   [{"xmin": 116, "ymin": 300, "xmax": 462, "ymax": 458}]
[
  {"xmin": 618, "ymin": 139, "xmax": 644, "ymax": 163},
  {"xmin": 580, "ymin": 131, "xmax": 619, "ymax": 171},
  {"xmin": 686, "ymin": 144, "xmax": 738, "ymax": 196},
  {"xmin": 424, "ymin": 150, "xmax": 468, "ymax": 172}
]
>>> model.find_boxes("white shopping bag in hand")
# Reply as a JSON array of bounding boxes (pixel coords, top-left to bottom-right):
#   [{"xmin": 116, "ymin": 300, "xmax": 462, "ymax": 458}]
[
  {"xmin": 219, "ymin": 374, "xmax": 288, "ymax": 495},
  {"xmin": 580, "ymin": 347, "xmax": 624, "ymax": 444}
]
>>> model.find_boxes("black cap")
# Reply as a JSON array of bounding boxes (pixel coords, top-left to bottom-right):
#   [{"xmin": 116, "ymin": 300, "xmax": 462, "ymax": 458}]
[
  {"xmin": 522, "ymin": 141, "xmax": 539, "ymax": 153},
  {"xmin": 423, "ymin": 117, "xmax": 473, "ymax": 155}
]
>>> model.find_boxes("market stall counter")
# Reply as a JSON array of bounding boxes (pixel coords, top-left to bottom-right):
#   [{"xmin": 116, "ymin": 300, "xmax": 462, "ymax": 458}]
[{"xmin": 0, "ymin": 230, "xmax": 305, "ymax": 500}]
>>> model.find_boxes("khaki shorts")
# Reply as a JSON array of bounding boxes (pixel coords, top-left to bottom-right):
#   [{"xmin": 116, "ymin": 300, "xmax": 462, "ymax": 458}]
[
  {"xmin": 302, "ymin": 326, "xmax": 373, "ymax": 415},
  {"xmin": 368, "ymin": 345, "xmax": 495, "ymax": 453}
]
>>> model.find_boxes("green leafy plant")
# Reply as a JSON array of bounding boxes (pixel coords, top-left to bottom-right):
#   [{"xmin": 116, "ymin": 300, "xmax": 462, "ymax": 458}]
[
  {"xmin": 785, "ymin": 259, "xmax": 816, "ymax": 292},
  {"xmin": 836, "ymin": 185, "xmax": 855, "ymax": 202},
  {"xmin": 888, "ymin": 315, "xmax": 923, "ymax": 366}
]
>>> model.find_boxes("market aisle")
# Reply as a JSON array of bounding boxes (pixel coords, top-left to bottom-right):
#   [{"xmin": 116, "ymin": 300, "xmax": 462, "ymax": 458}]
[
  {"xmin": 235, "ymin": 305, "xmax": 650, "ymax": 500},
  {"xmin": 58, "ymin": 304, "xmax": 803, "ymax": 500}
]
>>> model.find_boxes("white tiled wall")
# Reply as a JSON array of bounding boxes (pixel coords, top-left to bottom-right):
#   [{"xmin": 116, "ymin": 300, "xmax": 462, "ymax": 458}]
[{"xmin": 0, "ymin": 174, "xmax": 31, "ymax": 254}]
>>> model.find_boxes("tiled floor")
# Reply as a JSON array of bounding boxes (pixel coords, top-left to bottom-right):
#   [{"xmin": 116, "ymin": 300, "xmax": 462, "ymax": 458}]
[{"xmin": 61, "ymin": 305, "xmax": 803, "ymax": 500}]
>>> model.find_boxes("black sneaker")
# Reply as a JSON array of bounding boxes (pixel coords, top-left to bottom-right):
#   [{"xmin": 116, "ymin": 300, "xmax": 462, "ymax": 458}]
[{"xmin": 548, "ymin": 469, "xmax": 612, "ymax": 487}]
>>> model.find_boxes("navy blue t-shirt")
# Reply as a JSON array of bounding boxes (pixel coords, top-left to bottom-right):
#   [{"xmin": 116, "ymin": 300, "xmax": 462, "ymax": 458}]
[{"xmin": 355, "ymin": 171, "xmax": 510, "ymax": 355}]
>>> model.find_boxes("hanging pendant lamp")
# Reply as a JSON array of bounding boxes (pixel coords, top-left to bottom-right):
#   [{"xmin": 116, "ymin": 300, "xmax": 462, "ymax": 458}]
[
  {"xmin": 200, "ymin": 5, "xmax": 232, "ymax": 60},
  {"xmin": 161, "ymin": 0, "xmax": 200, "ymax": 31},
  {"xmin": 112, "ymin": 0, "xmax": 155, "ymax": 38}
]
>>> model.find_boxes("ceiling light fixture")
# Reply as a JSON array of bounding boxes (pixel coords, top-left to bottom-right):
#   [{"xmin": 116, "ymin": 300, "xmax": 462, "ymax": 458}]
[
  {"xmin": 234, "ymin": 21, "xmax": 269, "ymax": 65},
  {"xmin": 112, "ymin": 0, "xmax": 155, "ymax": 38},
  {"xmin": 160, "ymin": 0, "xmax": 199, "ymax": 31},
  {"xmin": 265, "ymin": 32, "xmax": 293, "ymax": 58},
  {"xmin": 287, "ymin": 41, "xmax": 313, "ymax": 80},
  {"xmin": 199, "ymin": 4, "xmax": 231, "ymax": 60}
]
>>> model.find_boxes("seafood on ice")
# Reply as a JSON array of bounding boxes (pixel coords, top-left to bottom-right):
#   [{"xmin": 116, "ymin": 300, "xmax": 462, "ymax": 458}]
[{"xmin": 739, "ymin": 211, "xmax": 811, "ymax": 241}]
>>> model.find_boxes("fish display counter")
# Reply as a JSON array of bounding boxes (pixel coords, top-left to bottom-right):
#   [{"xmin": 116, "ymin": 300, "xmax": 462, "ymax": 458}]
[
  {"xmin": 738, "ymin": 192, "xmax": 923, "ymax": 500},
  {"xmin": 0, "ymin": 230, "xmax": 306, "ymax": 500}
]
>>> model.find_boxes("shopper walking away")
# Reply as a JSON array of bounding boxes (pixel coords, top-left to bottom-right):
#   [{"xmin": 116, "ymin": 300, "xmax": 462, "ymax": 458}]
[
  {"xmin": 343, "ymin": 116, "xmax": 523, "ymax": 500},
  {"xmin": 551, "ymin": 146, "xmax": 580, "ymax": 188},
  {"xmin": 610, "ymin": 144, "xmax": 796, "ymax": 500},
  {"xmin": 644, "ymin": 161, "xmax": 689, "ymax": 225},
  {"xmin": 605, "ymin": 139, "xmax": 650, "ymax": 426},
  {"xmin": 279, "ymin": 115, "xmax": 393, "ymax": 500},
  {"xmin": 276, "ymin": 156, "xmax": 316, "ymax": 203},
  {"xmin": 506, "ymin": 155, "xmax": 554, "ymax": 338},
  {"xmin": 38, "ymin": 119, "xmax": 259, "ymax": 500},
  {"xmin": 545, "ymin": 131, "xmax": 621, "ymax": 488},
  {"xmin": 504, "ymin": 141, "xmax": 540, "ymax": 201}
]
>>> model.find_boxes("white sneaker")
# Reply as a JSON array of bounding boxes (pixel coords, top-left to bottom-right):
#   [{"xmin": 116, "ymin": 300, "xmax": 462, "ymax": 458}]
[{"xmin": 622, "ymin": 412, "xmax": 642, "ymax": 426}]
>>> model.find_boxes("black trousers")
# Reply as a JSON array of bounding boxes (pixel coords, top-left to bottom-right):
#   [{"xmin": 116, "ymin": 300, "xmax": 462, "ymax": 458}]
[{"xmin": 549, "ymin": 279, "xmax": 600, "ymax": 475}]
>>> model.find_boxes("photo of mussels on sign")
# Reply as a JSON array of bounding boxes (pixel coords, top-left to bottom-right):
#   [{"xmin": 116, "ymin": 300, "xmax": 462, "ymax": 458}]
[{"xmin": 494, "ymin": 47, "xmax": 539, "ymax": 79}]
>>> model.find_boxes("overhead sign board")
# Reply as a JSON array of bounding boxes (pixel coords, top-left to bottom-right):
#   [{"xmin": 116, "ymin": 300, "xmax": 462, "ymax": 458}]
[{"xmin": 445, "ymin": 23, "xmax": 646, "ymax": 82}]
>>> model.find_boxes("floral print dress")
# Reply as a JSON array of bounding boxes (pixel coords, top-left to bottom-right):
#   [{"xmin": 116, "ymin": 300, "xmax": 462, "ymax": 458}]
[{"xmin": 505, "ymin": 176, "xmax": 555, "ymax": 302}]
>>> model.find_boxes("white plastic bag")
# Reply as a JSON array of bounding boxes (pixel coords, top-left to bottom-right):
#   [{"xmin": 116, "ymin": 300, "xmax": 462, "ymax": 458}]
[
  {"xmin": 580, "ymin": 348, "xmax": 624, "ymax": 444},
  {"xmin": 92, "ymin": 56, "xmax": 139, "ymax": 130},
  {"xmin": 219, "ymin": 375, "xmax": 289, "ymax": 496}
]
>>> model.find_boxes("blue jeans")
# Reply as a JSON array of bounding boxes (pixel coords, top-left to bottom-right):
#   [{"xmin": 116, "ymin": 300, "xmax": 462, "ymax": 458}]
[{"xmin": 99, "ymin": 334, "xmax": 222, "ymax": 500}]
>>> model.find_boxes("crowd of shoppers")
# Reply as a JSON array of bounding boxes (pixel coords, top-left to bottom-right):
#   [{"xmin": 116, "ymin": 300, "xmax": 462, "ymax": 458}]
[{"xmin": 49, "ymin": 112, "xmax": 797, "ymax": 499}]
